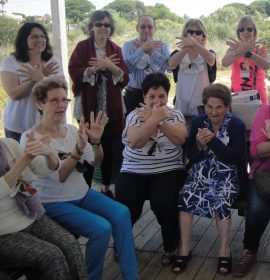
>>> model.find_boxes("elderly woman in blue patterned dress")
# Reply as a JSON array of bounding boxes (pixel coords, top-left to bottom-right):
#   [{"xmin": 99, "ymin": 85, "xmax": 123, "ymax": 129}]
[{"xmin": 172, "ymin": 83, "xmax": 246, "ymax": 275}]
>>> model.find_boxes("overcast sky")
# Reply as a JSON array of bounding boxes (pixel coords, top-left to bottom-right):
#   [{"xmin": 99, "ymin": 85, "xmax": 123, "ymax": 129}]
[{"xmin": 4, "ymin": 0, "xmax": 254, "ymax": 17}]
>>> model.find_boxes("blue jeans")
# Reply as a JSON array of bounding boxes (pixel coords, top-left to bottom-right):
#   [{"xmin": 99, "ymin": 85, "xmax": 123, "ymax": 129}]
[
  {"xmin": 244, "ymin": 179, "xmax": 270, "ymax": 254},
  {"xmin": 43, "ymin": 189, "xmax": 138, "ymax": 280}
]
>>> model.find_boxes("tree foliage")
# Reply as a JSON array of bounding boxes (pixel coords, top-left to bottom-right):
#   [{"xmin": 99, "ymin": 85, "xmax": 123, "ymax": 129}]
[
  {"xmin": 0, "ymin": 15, "xmax": 20, "ymax": 46},
  {"xmin": 104, "ymin": 0, "xmax": 145, "ymax": 21},
  {"xmin": 65, "ymin": 0, "xmax": 95, "ymax": 23}
]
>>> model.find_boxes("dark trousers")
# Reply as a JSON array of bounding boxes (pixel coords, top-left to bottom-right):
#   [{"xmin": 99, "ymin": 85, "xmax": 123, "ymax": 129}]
[
  {"xmin": 115, "ymin": 169, "xmax": 186, "ymax": 252},
  {"xmin": 124, "ymin": 87, "xmax": 144, "ymax": 116},
  {"xmin": 100, "ymin": 124, "xmax": 123, "ymax": 186},
  {"xmin": 244, "ymin": 179, "xmax": 270, "ymax": 254}
]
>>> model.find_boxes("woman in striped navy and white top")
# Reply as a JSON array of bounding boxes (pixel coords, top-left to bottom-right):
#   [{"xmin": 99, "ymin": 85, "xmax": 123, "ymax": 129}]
[{"xmin": 115, "ymin": 72, "xmax": 188, "ymax": 265}]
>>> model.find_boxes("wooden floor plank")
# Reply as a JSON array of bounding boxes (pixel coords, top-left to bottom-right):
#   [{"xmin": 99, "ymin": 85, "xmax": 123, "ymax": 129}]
[{"xmin": 84, "ymin": 184, "xmax": 270, "ymax": 280}]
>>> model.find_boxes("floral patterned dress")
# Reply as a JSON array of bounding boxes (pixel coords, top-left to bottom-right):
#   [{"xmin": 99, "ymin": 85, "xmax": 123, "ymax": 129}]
[{"xmin": 178, "ymin": 113, "xmax": 240, "ymax": 220}]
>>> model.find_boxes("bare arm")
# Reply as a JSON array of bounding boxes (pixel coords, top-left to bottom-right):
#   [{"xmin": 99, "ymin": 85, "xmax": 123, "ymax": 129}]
[
  {"xmin": 159, "ymin": 121, "xmax": 188, "ymax": 146},
  {"xmin": 1, "ymin": 71, "xmax": 36, "ymax": 100}
]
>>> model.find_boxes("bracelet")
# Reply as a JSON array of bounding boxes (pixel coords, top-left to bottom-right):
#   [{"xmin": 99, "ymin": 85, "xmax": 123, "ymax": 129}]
[
  {"xmin": 75, "ymin": 144, "xmax": 83, "ymax": 156},
  {"xmin": 92, "ymin": 142, "xmax": 101, "ymax": 148},
  {"xmin": 70, "ymin": 153, "xmax": 81, "ymax": 161}
]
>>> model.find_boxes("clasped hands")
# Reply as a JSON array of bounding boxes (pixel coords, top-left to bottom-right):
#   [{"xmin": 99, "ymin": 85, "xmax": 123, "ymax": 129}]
[
  {"xmin": 77, "ymin": 111, "xmax": 108, "ymax": 152},
  {"xmin": 19, "ymin": 61, "xmax": 59, "ymax": 82},
  {"xmin": 196, "ymin": 128, "xmax": 214, "ymax": 147}
]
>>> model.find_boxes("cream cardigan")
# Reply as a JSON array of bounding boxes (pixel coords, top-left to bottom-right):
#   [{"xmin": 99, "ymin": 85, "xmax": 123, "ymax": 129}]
[{"xmin": 0, "ymin": 138, "xmax": 55, "ymax": 235}]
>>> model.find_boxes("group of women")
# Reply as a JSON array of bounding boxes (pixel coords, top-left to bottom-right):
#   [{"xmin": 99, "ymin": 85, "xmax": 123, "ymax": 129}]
[{"xmin": 0, "ymin": 10, "xmax": 270, "ymax": 280}]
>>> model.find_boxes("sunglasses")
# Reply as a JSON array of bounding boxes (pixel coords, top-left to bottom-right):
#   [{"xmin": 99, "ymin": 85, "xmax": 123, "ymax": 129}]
[
  {"xmin": 238, "ymin": 27, "xmax": 254, "ymax": 33},
  {"xmin": 94, "ymin": 22, "xmax": 111, "ymax": 28},
  {"xmin": 140, "ymin": 25, "xmax": 154, "ymax": 30},
  {"xmin": 187, "ymin": 29, "xmax": 204, "ymax": 36}
]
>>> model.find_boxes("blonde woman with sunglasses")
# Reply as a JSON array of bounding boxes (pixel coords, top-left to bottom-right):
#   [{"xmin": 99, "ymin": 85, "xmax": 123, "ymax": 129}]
[
  {"xmin": 222, "ymin": 15, "xmax": 270, "ymax": 104},
  {"xmin": 169, "ymin": 18, "xmax": 216, "ymax": 125}
]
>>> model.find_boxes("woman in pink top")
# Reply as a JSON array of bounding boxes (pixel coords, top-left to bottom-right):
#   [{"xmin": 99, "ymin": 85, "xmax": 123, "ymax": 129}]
[
  {"xmin": 233, "ymin": 104, "xmax": 270, "ymax": 277},
  {"xmin": 222, "ymin": 15, "xmax": 270, "ymax": 104}
]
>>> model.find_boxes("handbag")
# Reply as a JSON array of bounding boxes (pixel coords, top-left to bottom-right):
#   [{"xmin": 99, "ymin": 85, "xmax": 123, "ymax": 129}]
[{"xmin": 15, "ymin": 179, "xmax": 45, "ymax": 220}]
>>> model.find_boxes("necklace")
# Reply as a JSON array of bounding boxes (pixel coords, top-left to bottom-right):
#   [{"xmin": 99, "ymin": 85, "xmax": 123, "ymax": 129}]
[{"xmin": 94, "ymin": 41, "xmax": 106, "ymax": 52}]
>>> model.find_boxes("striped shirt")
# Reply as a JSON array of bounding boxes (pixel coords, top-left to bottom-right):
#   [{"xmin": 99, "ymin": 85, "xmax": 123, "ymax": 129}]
[
  {"xmin": 122, "ymin": 39, "xmax": 170, "ymax": 89},
  {"xmin": 121, "ymin": 107, "xmax": 186, "ymax": 174}
]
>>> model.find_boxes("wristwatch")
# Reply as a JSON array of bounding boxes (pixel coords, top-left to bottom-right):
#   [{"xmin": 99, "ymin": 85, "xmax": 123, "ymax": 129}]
[
  {"xmin": 245, "ymin": 51, "xmax": 253, "ymax": 58},
  {"xmin": 92, "ymin": 142, "xmax": 101, "ymax": 148}
]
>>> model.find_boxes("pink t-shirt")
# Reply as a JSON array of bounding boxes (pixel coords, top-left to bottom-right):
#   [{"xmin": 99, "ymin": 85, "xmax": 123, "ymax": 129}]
[
  {"xmin": 231, "ymin": 49, "xmax": 267, "ymax": 104},
  {"xmin": 249, "ymin": 104, "xmax": 270, "ymax": 177}
]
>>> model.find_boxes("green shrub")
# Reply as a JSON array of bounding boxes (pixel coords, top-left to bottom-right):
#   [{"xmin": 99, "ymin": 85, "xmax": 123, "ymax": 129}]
[{"xmin": 0, "ymin": 16, "xmax": 20, "ymax": 47}]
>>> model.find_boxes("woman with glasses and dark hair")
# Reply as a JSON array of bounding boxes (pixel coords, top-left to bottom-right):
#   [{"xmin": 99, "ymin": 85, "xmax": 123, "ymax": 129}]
[
  {"xmin": 169, "ymin": 18, "xmax": 216, "ymax": 125},
  {"xmin": 222, "ymin": 15, "xmax": 270, "ymax": 104},
  {"xmin": 20, "ymin": 77, "xmax": 138, "ymax": 280},
  {"xmin": 115, "ymin": 72, "xmax": 188, "ymax": 267},
  {"xmin": 69, "ymin": 10, "xmax": 128, "ymax": 196},
  {"xmin": 0, "ymin": 22, "xmax": 64, "ymax": 142}
]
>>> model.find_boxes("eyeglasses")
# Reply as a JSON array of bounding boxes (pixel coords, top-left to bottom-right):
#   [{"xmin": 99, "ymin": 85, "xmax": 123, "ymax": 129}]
[
  {"xmin": 140, "ymin": 25, "xmax": 154, "ymax": 30},
  {"xmin": 187, "ymin": 29, "xmax": 204, "ymax": 36},
  {"xmin": 238, "ymin": 27, "xmax": 255, "ymax": 33},
  {"xmin": 94, "ymin": 22, "xmax": 112, "ymax": 28},
  {"xmin": 45, "ymin": 98, "xmax": 71, "ymax": 105},
  {"xmin": 28, "ymin": 34, "xmax": 48, "ymax": 40}
]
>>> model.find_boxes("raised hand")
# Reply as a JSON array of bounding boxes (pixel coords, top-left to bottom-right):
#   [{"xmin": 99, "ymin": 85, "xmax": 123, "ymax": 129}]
[
  {"xmin": 137, "ymin": 103, "xmax": 152, "ymax": 122},
  {"xmin": 134, "ymin": 39, "xmax": 163, "ymax": 54},
  {"xmin": 42, "ymin": 61, "xmax": 59, "ymax": 77},
  {"xmin": 151, "ymin": 103, "xmax": 170, "ymax": 124},
  {"xmin": 85, "ymin": 111, "xmax": 108, "ymax": 144},
  {"xmin": 19, "ymin": 64, "xmax": 44, "ymax": 82},
  {"xmin": 77, "ymin": 117, "xmax": 89, "ymax": 152},
  {"xmin": 24, "ymin": 132, "xmax": 53, "ymax": 157}
]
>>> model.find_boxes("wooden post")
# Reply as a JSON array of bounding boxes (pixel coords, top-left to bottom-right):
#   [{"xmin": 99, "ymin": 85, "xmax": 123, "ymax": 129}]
[{"xmin": 50, "ymin": 0, "xmax": 72, "ymax": 123}]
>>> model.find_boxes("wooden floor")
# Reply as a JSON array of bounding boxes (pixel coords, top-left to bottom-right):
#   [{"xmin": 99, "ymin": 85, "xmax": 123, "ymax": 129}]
[{"xmin": 79, "ymin": 186, "xmax": 270, "ymax": 280}]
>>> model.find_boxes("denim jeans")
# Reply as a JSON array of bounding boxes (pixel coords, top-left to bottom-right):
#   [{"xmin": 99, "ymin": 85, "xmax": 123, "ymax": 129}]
[
  {"xmin": 44, "ymin": 189, "xmax": 138, "ymax": 280},
  {"xmin": 244, "ymin": 179, "xmax": 270, "ymax": 254}
]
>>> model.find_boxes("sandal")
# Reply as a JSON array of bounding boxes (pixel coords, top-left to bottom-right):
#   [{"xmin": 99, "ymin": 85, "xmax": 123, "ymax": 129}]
[
  {"xmin": 172, "ymin": 252, "xmax": 192, "ymax": 274},
  {"xmin": 161, "ymin": 252, "xmax": 176, "ymax": 266},
  {"xmin": 217, "ymin": 254, "xmax": 232, "ymax": 275}
]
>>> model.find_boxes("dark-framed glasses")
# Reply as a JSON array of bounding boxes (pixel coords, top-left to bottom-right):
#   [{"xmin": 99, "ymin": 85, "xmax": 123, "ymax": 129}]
[
  {"xmin": 28, "ymin": 34, "xmax": 48, "ymax": 40},
  {"xmin": 238, "ymin": 27, "xmax": 254, "ymax": 33},
  {"xmin": 187, "ymin": 29, "xmax": 204, "ymax": 36},
  {"xmin": 45, "ymin": 97, "xmax": 71, "ymax": 105},
  {"xmin": 140, "ymin": 25, "xmax": 154, "ymax": 30},
  {"xmin": 94, "ymin": 22, "xmax": 112, "ymax": 28}
]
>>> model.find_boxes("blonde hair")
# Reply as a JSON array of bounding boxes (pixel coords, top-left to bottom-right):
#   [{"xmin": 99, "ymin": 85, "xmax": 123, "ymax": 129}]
[
  {"xmin": 236, "ymin": 15, "xmax": 257, "ymax": 39},
  {"xmin": 182, "ymin": 18, "xmax": 207, "ymax": 39}
]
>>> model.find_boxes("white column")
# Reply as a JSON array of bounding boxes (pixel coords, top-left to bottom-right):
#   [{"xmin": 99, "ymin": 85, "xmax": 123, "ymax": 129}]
[{"xmin": 50, "ymin": 0, "xmax": 72, "ymax": 123}]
